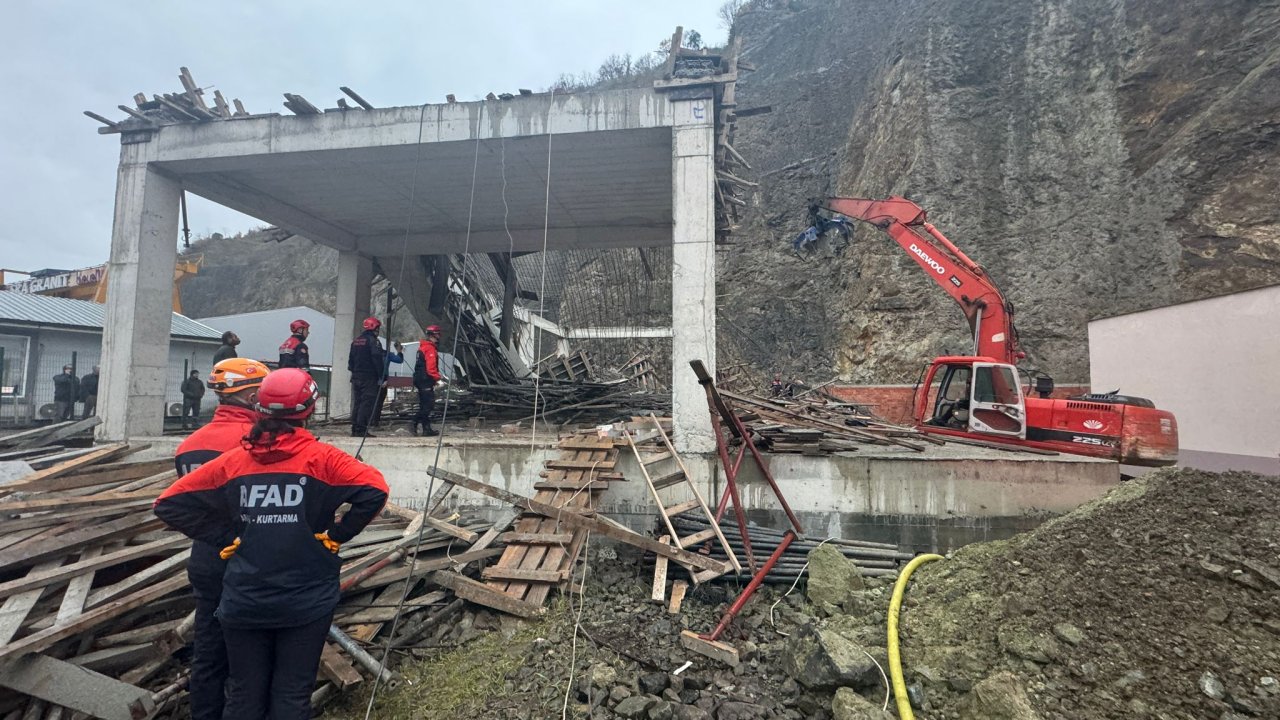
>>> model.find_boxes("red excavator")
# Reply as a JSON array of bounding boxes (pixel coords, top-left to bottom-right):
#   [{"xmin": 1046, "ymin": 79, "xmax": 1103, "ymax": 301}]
[{"xmin": 803, "ymin": 196, "xmax": 1178, "ymax": 466}]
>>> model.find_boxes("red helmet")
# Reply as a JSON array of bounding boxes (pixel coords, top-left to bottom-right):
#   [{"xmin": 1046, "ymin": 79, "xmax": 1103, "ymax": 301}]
[
  {"xmin": 424, "ymin": 325, "xmax": 442, "ymax": 336},
  {"xmin": 362, "ymin": 317, "xmax": 381, "ymax": 331},
  {"xmin": 254, "ymin": 368, "xmax": 319, "ymax": 419},
  {"xmin": 290, "ymin": 319, "xmax": 310, "ymax": 333}
]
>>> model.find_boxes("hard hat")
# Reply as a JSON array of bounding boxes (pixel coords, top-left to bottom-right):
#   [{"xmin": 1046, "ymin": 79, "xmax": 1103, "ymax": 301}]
[
  {"xmin": 425, "ymin": 325, "xmax": 442, "ymax": 335},
  {"xmin": 255, "ymin": 368, "xmax": 319, "ymax": 420},
  {"xmin": 362, "ymin": 317, "xmax": 381, "ymax": 331},
  {"xmin": 290, "ymin": 319, "xmax": 310, "ymax": 333},
  {"xmin": 208, "ymin": 358, "xmax": 270, "ymax": 395}
]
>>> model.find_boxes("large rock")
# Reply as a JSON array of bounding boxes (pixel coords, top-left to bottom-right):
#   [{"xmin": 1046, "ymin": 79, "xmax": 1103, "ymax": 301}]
[
  {"xmin": 781, "ymin": 623, "xmax": 880, "ymax": 690},
  {"xmin": 806, "ymin": 544, "xmax": 865, "ymax": 612},
  {"xmin": 832, "ymin": 688, "xmax": 893, "ymax": 720},
  {"xmin": 616, "ymin": 696, "xmax": 658, "ymax": 719},
  {"xmin": 715, "ymin": 701, "xmax": 768, "ymax": 719},
  {"xmin": 957, "ymin": 672, "xmax": 1042, "ymax": 720}
]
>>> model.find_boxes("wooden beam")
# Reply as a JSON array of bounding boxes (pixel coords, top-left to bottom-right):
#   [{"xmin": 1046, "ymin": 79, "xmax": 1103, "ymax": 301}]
[
  {"xmin": 212, "ymin": 90, "xmax": 231, "ymax": 118},
  {"xmin": 680, "ymin": 629, "xmax": 739, "ymax": 666},
  {"xmin": 84, "ymin": 549, "xmax": 188, "ymax": 609},
  {"xmin": 0, "ymin": 654, "xmax": 154, "ymax": 720},
  {"xmin": 429, "ymin": 571, "xmax": 545, "ymax": 618},
  {"xmin": 0, "ymin": 512, "xmax": 164, "ymax": 574},
  {"xmin": 54, "ymin": 545, "xmax": 104, "ymax": 626},
  {"xmin": 651, "ymin": 536, "xmax": 670, "ymax": 602},
  {"xmin": 0, "ymin": 537, "xmax": 186, "ymax": 601},
  {"xmin": 663, "ymin": 26, "xmax": 684, "ymax": 79},
  {"xmin": 2, "ymin": 443, "xmax": 127, "ymax": 490},
  {"xmin": 426, "ymin": 468, "xmax": 730, "ymax": 576},
  {"xmin": 0, "ymin": 574, "xmax": 188, "ymax": 662},
  {"xmin": 83, "ymin": 111, "xmax": 119, "ymax": 129},
  {"xmin": 480, "ymin": 567, "xmax": 563, "ymax": 583},
  {"xmin": 668, "ymin": 580, "xmax": 688, "ymax": 614},
  {"xmin": 497, "ymin": 532, "xmax": 573, "ymax": 545},
  {"xmin": 319, "ymin": 644, "xmax": 364, "ymax": 690},
  {"xmin": 283, "ymin": 93, "xmax": 321, "ymax": 114},
  {"xmin": 0, "ymin": 560, "xmax": 64, "ymax": 644}
]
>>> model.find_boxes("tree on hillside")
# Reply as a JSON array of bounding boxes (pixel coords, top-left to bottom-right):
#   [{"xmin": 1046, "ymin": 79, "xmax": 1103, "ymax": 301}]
[{"xmin": 719, "ymin": 0, "xmax": 746, "ymax": 30}]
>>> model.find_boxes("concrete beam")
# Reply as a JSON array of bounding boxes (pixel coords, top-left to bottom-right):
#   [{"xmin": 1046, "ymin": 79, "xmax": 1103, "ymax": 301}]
[
  {"xmin": 98, "ymin": 144, "xmax": 181, "ymax": 442},
  {"xmin": 565, "ymin": 327, "xmax": 673, "ymax": 340},
  {"xmin": 146, "ymin": 89, "xmax": 682, "ymax": 163},
  {"xmin": 356, "ymin": 224, "xmax": 670, "ymax": 256},
  {"xmin": 670, "ymin": 103, "xmax": 717, "ymax": 453},
  {"xmin": 0, "ymin": 654, "xmax": 153, "ymax": 720},
  {"xmin": 183, "ymin": 174, "xmax": 358, "ymax": 251},
  {"xmin": 331, "ymin": 252, "xmax": 372, "ymax": 419}
]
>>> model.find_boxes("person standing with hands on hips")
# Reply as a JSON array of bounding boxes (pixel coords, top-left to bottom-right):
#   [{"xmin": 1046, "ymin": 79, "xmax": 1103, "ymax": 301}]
[
  {"xmin": 278, "ymin": 319, "xmax": 311, "ymax": 371},
  {"xmin": 412, "ymin": 324, "xmax": 447, "ymax": 436},
  {"xmin": 154, "ymin": 369, "xmax": 389, "ymax": 720}
]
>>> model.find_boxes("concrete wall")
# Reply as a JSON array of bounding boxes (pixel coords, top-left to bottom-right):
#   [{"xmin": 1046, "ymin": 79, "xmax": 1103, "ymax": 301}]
[
  {"xmin": 1089, "ymin": 284, "xmax": 1280, "ymax": 474},
  {"xmin": 135, "ymin": 435, "xmax": 1117, "ymax": 554}
]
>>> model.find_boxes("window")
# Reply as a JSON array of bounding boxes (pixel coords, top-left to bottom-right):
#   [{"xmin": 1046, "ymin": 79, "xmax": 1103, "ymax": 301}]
[
  {"xmin": 0, "ymin": 334, "xmax": 30, "ymax": 398},
  {"xmin": 974, "ymin": 364, "xmax": 1020, "ymax": 405}
]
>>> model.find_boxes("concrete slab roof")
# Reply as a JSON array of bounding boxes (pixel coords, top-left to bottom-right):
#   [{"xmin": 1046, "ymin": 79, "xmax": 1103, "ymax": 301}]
[{"xmin": 143, "ymin": 88, "xmax": 695, "ymax": 256}]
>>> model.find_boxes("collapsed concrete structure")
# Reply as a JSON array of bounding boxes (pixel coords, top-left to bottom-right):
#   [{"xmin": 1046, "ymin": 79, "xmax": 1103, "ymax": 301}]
[{"xmin": 98, "ymin": 88, "xmax": 719, "ymax": 452}]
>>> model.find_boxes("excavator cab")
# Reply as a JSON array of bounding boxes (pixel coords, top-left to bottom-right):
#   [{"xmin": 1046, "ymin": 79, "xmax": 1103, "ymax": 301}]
[{"xmin": 921, "ymin": 359, "xmax": 1027, "ymax": 439}]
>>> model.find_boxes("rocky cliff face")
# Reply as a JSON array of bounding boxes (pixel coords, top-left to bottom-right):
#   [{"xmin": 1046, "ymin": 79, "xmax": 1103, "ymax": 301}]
[
  {"xmin": 180, "ymin": 0, "xmax": 1280, "ymax": 385},
  {"xmin": 723, "ymin": 0, "xmax": 1280, "ymax": 383}
]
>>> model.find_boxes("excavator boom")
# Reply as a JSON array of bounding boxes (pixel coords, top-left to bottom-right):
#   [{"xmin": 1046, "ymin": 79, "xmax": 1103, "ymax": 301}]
[{"xmin": 817, "ymin": 196, "xmax": 1022, "ymax": 363}]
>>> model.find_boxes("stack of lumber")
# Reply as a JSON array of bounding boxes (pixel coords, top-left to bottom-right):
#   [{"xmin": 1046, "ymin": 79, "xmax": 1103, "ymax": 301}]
[
  {"xmin": 0, "ymin": 443, "xmax": 510, "ymax": 718},
  {"xmin": 719, "ymin": 390, "xmax": 934, "ymax": 455},
  {"xmin": 375, "ymin": 380, "xmax": 670, "ymax": 428}
]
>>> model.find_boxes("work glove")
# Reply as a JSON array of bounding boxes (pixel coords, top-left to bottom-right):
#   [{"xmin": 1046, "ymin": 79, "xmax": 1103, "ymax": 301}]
[
  {"xmin": 435, "ymin": 378, "xmax": 449, "ymax": 389},
  {"xmin": 315, "ymin": 531, "xmax": 341, "ymax": 554},
  {"xmin": 219, "ymin": 537, "xmax": 241, "ymax": 560}
]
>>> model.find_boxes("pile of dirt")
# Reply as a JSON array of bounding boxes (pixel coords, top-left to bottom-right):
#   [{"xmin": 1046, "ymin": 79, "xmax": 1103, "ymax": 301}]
[{"xmin": 895, "ymin": 468, "xmax": 1280, "ymax": 719}]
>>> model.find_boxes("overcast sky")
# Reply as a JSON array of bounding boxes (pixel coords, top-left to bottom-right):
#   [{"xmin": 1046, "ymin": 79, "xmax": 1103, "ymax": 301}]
[{"xmin": 1, "ymin": 1, "xmax": 725, "ymax": 273}]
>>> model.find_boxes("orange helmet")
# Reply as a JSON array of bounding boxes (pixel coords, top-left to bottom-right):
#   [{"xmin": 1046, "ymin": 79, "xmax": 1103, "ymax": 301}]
[
  {"xmin": 208, "ymin": 358, "xmax": 270, "ymax": 395},
  {"xmin": 255, "ymin": 368, "xmax": 319, "ymax": 419}
]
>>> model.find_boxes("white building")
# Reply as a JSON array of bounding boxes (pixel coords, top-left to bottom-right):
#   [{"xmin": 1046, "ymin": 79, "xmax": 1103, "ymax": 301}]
[
  {"xmin": 1089, "ymin": 283, "xmax": 1280, "ymax": 474},
  {"xmin": 0, "ymin": 291, "xmax": 221, "ymax": 425}
]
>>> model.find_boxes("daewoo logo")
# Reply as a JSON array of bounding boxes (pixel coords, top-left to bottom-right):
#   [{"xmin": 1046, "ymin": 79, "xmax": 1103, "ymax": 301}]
[
  {"xmin": 910, "ymin": 243, "xmax": 946, "ymax": 275},
  {"xmin": 1083, "ymin": 419, "xmax": 1104, "ymax": 430}
]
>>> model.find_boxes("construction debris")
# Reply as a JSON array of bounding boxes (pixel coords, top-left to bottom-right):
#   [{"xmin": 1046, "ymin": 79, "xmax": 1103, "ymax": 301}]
[{"xmin": 0, "ymin": 441, "xmax": 509, "ymax": 717}]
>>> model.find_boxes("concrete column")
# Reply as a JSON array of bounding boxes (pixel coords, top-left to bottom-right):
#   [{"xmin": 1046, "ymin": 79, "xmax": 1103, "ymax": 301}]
[
  {"xmin": 97, "ymin": 142, "xmax": 181, "ymax": 442},
  {"xmin": 670, "ymin": 102, "xmax": 717, "ymax": 453},
  {"xmin": 330, "ymin": 251, "xmax": 372, "ymax": 418}
]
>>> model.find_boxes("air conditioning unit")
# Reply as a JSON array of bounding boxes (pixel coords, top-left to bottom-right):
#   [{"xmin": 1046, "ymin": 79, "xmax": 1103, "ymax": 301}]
[
  {"xmin": 38, "ymin": 403, "xmax": 58, "ymax": 419},
  {"xmin": 167, "ymin": 403, "xmax": 184, "ymax": 417}
]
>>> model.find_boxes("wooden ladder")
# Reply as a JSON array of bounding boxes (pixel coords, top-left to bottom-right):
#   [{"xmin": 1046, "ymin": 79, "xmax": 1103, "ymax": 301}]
[{"xmin": 627, "ymin": 413, "xmax": 741, "ymax": 580}]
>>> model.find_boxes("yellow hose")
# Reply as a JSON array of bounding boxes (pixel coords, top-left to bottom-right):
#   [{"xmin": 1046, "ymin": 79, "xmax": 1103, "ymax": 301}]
[{"xmin": 887, "ymin": 553, "xmax": 944, "ymax": 719}]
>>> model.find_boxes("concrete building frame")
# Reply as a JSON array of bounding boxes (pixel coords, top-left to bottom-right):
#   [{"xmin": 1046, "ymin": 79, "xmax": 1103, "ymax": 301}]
[{"xmin": 99, "ymin": 89, "xmax": 717, "ymax": 451}]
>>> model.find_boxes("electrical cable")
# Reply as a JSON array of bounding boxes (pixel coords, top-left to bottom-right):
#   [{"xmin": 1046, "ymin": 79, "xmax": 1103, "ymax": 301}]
[{"xmin": 361, "ymin": 101, "xmax": 487, "ymax": 720}]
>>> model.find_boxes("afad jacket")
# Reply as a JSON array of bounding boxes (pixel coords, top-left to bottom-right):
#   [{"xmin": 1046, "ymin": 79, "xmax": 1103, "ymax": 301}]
[
  {"xmin": 155, "ymin": 427, "xmax": 389, "ymax": 629},
  {"xmin": 173, "ymin": 404, "xmax": 261, "ymax": 598},
  {"xmin": 414, "ymin": 340, "xmax": 441, "ymax": 389}
]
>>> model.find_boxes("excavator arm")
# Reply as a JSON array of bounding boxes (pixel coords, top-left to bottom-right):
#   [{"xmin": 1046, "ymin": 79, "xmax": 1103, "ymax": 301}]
[{"xmin": 814, "ymin": 196, "xmax": 1022, "ymax": 363}]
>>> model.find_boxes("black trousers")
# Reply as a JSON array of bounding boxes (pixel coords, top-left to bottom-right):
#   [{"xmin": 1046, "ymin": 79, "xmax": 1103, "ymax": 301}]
[
  {"xmin": 351, "ymin": 375, "xmax": 380, "ymax": 434},
  {"xmin": 182, "ymin": 398, "xmax": 202, "ymax": 427},
  {"xmin": 189, "ymin": 594, "xmax": 229, "ymax": 720},
  {"xmin": 415, "ymin": 385, "xmax": 435, "ymax": 427},
  {"xmin": 221, "ymin": 613, "xmax": 332, "ymax": 720}
]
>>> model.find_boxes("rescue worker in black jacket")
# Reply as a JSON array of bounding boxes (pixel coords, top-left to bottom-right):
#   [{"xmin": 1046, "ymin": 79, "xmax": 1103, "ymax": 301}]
[
  {"xmin": 278, "ymin": 319, "xmax": 311, "ymax": 371},
  {"xmin": 349, "ymin": 316, "xmax": 393, "ymax": 437},
  {"xmin": 172, "ymin": 358, "xmax": 269, "ymax": 720},
  {"xmin": 155, "ymin": 368, "xmax": 388, "ymax": 720}
]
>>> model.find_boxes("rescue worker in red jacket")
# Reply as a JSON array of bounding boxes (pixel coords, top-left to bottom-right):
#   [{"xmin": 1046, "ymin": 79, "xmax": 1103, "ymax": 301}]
[
  {"xmin": 412, "ymin": 324, "xmax": 446, "ymax": 436},
  {"xmin": 278, "ymin": 318, "xmax": 311, "ymax": 370},
  {"xmin": 172, "ymin": 358, "xmax": 270, "ymax": 720},
  {"xmin": 348, "ymin": 316, "xmax": 388, "ymax": 437},
  {"xmin": 154, "ymin": 369, "xmax": 388, "ymax": 720}
]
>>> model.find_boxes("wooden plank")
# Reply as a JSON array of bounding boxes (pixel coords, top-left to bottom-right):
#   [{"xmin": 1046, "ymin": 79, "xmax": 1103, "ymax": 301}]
[
  {"xmin": 421, "ymin": 516, "xmax": 478, "ymax": 543},
  {"xmin": 481, "ymin": 567, "xmax": 563, "ymax": 583},
  {"xmin": 555, "ymin": 438, "xmax": 617, "ymax": 451},
  {"xmin": 680, "ymin": 629, "xmax": 739, "ymax": 666},
  {"xmin": 0, "ymin": 560, "xmax": 64, "ymax": 644},
  {"xmin": 16, "ymin": 418, "xmax": 103, "ymax": 450},
  {"xmin": 664, "ymin": 499, "xmax": 702, "ymax": 517},
  {"xmin": 54, "ymin": 545, "xmax": 104, "ymax": 626},
  {"xmin": 0, "ymin": 574, "xmax": 188, "ymax": 662},
  {"xmin": 543, "ymin": 459, "xmax": 616, "ymax": 470},
  {"xmin": 651, "ymin": 536, "xmax": 670, "ymax": 602},
  {"xmin": 0, "ymin": 501, "xmax": 152, "ymax": 536},
  {"xmin": 429, "ymin": 571, "xmax": 545, "ymax": 618},
  {"xmin": 83, "ymin": 549, "xmax": 188, "ymax": 609},
  {"xmin": 0, "ymin": 422, "xmax": 74, "ymax": 448},
  {"xmin": 0, "ymin": 513, "xmax": 163, "ymax": 573},
  {"xmin": 0, "ymin": 489, "xmax": 158, "ymax": 514},
  {"xmin": 678, "ymin": 528, "xmax": 717, "ymax": 549},
  {"xmin": 427, "ymin": 468, "xmax": 729, "ymax": 576},
  {"xmin": 668, "ymin": 580, "xmax": 688, "ymax": 614},
  {"xmin": 0, "ymin": 654, "xmax": 154, "ymax": 720},
  {"xmin": 534, "ymin": 480, "xmax": 609, "ymax": 492},
  {"xmin": 1, "ymin": 444, "xmax": 128, "ymax": 490},
  {"xmin": 497, "ymin": 532, "xmax": 573, "ymax": 545},
  {"xmin": 319, "ymin": 644, "xmax": 363, "ymax": 690}
]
